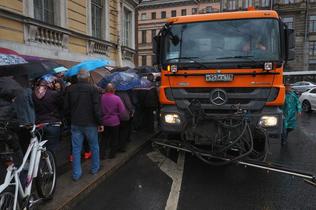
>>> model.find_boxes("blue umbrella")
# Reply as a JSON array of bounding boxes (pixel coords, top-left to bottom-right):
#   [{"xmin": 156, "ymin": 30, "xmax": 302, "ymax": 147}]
[
  {"xmin": 65, "ymin": 59, "xmax": 109, "ymax": 77},
  {"xmin": 98, "ymin": 72, "xmax": 141, "ymax": 91}
]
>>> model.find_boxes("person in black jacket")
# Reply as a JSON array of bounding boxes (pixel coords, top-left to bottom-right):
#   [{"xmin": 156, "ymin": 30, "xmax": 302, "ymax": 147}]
[
  {"xmin": 0, "ymin": 77, "xmax": 24, "ymax": 183},
  {"xmin": 64, "ymin": 70, "xmax": 103, "ymax": 181},
  {"xmin": 116, "ymin": 91, "xmax": 134, "ymax": 150}
]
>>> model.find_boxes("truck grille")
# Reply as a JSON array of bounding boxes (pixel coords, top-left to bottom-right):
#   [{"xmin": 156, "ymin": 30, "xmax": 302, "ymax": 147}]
[{"xmin": 165, "ymin": 87, "xmax": 279, "ymax": 111}]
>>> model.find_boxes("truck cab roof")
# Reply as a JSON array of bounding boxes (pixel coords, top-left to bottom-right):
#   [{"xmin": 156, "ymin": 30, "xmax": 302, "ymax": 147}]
[{"xmin": 167, "ymin": 10, "xmax": 280, "ymax": 24}]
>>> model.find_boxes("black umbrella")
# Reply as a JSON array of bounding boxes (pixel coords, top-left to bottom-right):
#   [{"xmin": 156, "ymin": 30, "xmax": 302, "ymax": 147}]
[
  {"xmin": 0, "ymin": 77, "xmax": 23, "ymax": 100},
  {"xmin": 0, "ymin": 60, "xmax": 58, "ymax": 80}
]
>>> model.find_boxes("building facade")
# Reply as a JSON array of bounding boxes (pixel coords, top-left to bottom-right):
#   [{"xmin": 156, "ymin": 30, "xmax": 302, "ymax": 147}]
[
  {"xmin": 137, "ymin": 0, "xmax": 220, "ymax": 66},
  {"xmin": 0, "ymin": 0, "xmax": 138, "ymax": 67},
  {"xmin": 220, "ymin": 0, "xmax": 316, "ymax": 72}
]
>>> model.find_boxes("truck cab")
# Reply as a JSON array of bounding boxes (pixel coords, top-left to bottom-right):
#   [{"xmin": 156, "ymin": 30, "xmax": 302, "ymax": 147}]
[{"xmin": 153, "ymin": 10, "xmax": 295, "ymax": 163}]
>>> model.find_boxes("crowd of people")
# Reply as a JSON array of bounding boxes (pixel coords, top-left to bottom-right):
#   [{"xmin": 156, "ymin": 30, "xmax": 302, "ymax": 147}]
[{"xmin": 0, "ymin": 68, "xmax": 159, "ymax": 181}]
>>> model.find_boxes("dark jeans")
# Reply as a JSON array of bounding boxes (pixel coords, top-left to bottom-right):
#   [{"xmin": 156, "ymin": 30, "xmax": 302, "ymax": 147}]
[
  {"xmin": 281, "ymin": 128, "xmax": 294, "ymax": 144},
  {"xmin": 143, "ymin": 108, "xmax": 155, "ymax": 132},
  {"xmin": 43, "ymin": 125, "xmax": 61, "ymax": 154},
  {"xmin": 101, "ymin": 126, "xmax": 119, "ymax": 158},
  {"xmin": 119, "ymin": 120, "xmax": 132, "ymax": 149},
  {"xmin": 16, "ymin": 127, "xmax": 31, "ymax": 154}
]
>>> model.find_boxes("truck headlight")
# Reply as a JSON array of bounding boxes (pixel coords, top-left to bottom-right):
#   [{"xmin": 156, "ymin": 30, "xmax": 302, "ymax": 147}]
[
  {"xmin": 164, "ymin": 114, "xmax": 181, "ymax": 124},
  {"xmin": 258, "ymin": 116, "xmax": 278, "ymax": 127}
]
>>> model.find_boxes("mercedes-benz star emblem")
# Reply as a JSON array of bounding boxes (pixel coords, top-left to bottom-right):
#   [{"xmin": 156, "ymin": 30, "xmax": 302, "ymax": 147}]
[{"xmin": 210, "ymin": 89, "xmax": 227, "ymax": 106}]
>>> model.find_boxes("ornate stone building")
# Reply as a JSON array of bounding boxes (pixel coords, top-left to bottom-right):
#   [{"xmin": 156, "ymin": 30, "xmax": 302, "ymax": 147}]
[
  {"xmin": 0, "ymin": 0, "xmax": 138, "ymax": 67},
  {"xmin": 137, "ymin": 0, "xmax": 220, "ymax": 66}
]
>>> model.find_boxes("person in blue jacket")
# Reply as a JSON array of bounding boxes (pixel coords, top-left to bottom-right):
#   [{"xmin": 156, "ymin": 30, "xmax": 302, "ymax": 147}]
[{"xmin": 281, "ymin": 84, "xmax": 302, "ymax": 146}]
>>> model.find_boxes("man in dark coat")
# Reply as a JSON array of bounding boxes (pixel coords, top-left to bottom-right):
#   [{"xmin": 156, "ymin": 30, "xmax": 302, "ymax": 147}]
[{"xmin": 64, "ymin": 70, "xmax": 103, "ymax": 181}]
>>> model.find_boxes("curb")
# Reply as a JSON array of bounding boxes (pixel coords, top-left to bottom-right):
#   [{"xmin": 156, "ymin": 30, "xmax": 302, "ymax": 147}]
[{"xmin": 42, "ymin": 131, "xmax": 159, "ymax": 210}]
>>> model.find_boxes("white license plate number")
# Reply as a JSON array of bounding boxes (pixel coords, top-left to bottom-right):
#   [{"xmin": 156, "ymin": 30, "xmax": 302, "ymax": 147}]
[{"xmin": 205, "ymin": 74, "xmax": 234, "ymax": 82}]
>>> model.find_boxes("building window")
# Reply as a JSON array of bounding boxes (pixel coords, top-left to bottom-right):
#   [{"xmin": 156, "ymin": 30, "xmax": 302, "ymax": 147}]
[
  {"xmin": 122, "ymin": 7, "xmax": 133, "ymax": 47},
  {"xmin": 282, "ymin": 17, "xmax": 294, "ymax": 29},
  {"xmin": 310, "ymin": 41, "xmax": 316, "ymax": 56},
  {"xmin": 142, "ymin": 30, "xmax": 147, "ymax": 44},
  {"xmin": 283, "ymin": 0, "xmax": 296, "ymax": 4},
  {"xmin": 34, "ymin": 0, "xmax": 54, "ymax": 24},
  {"xmin": 141, "ymin": 13, "xmax": 147, "ymax": 20},
  {"xmin": 192, "ymin": 8, "xmax": 198, "ymax": 14},
  {"xmin": 309, "ymin": 16, "xmax": 316, "ymax": 33},
  {"xmin": 227, "ymin": 0, "xmax": 237, "ymax": 10},
  {"xmin": 151, "ymin": 12, "xmax": 156, "ymax": 20},
  {"xmin": 205, "ymin": 6, "xmax": 212, "ymax": 13},
  {"xmin": 260, "ymin": 0, "xmax": 270, "ymax": 7},
  {"xmin": 243, "ymin": 0, "xmax": 253, "ymax": 8},
  {"xmin": 142, "ymin": 55, "xmax": 147, "ymax": 65},
  {"xmin": 161, "ymin": 11, "xmax": 166, "ymax": 18},
  {"xmin": 152, "ymin": 55, "xmax": 155, "ymax": 65},
  {"xmin": 91, "ymin": 0, "xmax": 103, "ymax": 39},
  {"xmin": 151, "ymin": 29, "xmax": 156, "ymax": 40},
  {"xmin": 171, "ymin": 10, "xmax": 177, "ymax": 17},
  {"xmin": 181, "ymin": 9, "xmax": 187, "ymax": 16}
]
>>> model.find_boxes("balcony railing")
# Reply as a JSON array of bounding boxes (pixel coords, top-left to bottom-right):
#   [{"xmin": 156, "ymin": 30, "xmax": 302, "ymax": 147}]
[
  {"xmin": 122, "ymin": 46, "xmax": 136, "ymax": 61},
  {"xmin": 88, "ymin": 39, "xmax": 116, "ymax": 56},
  {"xmin": 25, "ymin": 22, "xmax": 69, "ymax": 48}
]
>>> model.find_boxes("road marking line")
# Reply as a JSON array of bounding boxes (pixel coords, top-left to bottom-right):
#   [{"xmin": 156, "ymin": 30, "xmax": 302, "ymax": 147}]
[
  {"xmin": 147, "ymin": 151, "xmax": 185, "ymax": 210},
  {"xmin": 165, "ymin": 152, "xmax": 185, "ymax": 210}
]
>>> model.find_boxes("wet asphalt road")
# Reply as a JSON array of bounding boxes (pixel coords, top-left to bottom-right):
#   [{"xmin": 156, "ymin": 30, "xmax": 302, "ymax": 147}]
[{"xmin": 72, "ymin": 113, "xmax": 316, "ymax": 210}]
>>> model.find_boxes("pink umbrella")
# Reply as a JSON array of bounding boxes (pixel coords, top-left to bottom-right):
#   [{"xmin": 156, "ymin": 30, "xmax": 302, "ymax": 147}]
[{"xmin": 0, "ymin": 47, "xmax": 19, "ymax": 55}]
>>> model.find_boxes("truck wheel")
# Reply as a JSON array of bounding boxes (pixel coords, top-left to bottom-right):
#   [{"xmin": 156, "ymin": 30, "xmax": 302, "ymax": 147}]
[{"xmin": 302, "ymin": 100, "xmax": 312, "ymax": 113}]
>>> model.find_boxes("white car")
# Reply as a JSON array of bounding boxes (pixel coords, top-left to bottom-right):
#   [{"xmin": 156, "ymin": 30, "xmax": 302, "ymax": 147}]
[
  {"xmin": 299, "ymin": 88, "xmax": 316, "ymax": 112},
  {"xmin": 291, "ymin": 81, "xmax": 316, "ymax": 94}
]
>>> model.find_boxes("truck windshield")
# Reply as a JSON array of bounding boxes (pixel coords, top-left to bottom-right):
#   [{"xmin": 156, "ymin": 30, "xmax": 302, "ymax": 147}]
[{"xmin": 162, "ymin": 18, "xmax": 281, "ymax": 67}]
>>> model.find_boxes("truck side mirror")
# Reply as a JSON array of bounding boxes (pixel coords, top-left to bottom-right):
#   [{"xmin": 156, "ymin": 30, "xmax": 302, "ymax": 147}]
[
  {"xmin": 285, "ymin": 28, "xmax": 295, "ymax": 61},
  {"xmin": 153, "ymin": 35, "xmax": 161, "ymax": 65}
]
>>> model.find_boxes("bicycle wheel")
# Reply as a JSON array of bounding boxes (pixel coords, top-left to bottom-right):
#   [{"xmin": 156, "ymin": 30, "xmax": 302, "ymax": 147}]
[
  {"xmin": 35, "ymin": 150, "xmax": 56, "ymax": 200},
  {"xmin": 0, "ymin": 189, "xmax": 20, "ymax": 210}
]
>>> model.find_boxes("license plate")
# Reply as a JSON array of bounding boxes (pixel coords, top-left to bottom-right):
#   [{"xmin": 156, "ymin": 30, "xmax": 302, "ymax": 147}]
[{"xmin": 205, "ymin": 74, "xmax": 234, "ymax": 82}]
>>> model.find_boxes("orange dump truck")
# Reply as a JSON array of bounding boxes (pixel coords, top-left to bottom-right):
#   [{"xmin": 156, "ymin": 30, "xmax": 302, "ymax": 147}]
[{"xmin": 153, "ymin": 10, "xmax": 295, "ymax": 164}]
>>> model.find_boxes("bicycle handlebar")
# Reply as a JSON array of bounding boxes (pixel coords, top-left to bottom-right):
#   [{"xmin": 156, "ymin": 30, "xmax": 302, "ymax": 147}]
[{"xmin": 19, "ymin": 122, "xmax": 62, "ymax": 133}]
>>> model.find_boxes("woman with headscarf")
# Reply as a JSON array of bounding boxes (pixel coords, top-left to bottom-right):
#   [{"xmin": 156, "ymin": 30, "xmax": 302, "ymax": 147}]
[{"xmin": 32, "ymin": 75, "xmax": 63, "ymax": 154}]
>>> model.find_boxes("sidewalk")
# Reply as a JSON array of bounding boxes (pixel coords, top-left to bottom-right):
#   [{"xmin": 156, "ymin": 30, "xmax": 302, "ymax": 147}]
[{"xmin": 40, "ymin": 131, "xmax": 155, "ymax": 210}]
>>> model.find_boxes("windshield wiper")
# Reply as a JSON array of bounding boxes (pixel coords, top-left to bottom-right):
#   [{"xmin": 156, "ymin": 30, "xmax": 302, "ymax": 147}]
[
  {"xmin": 216, "ymin": 55, "xmax": 254, "ymax": 60},
  {"xmin": 166, "ymin": 57, "xmax": 208, "ymax": 69}
]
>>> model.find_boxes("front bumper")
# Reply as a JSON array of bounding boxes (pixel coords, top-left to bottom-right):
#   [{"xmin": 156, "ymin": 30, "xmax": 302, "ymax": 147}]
[{"xmin": 160, "ymin": 105, "xmax": 283, "ymax": 137}]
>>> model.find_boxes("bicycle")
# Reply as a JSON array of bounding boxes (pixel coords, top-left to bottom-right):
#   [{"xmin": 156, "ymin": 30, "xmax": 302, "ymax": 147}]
[{"xmin": 0, "ymin": 122, "xmax": 58, "ymax": 210}]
